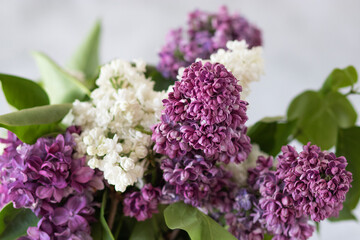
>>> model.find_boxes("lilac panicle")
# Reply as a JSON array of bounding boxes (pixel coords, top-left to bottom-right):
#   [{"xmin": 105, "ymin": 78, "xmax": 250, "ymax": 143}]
[
  {"xmin": 152, "ymin": 61, "xmax": 251, "ymax": 164},
  {"xmin": 276, "ymin": 142, "xmax": 352, "ymax": 222},
  {"xmin": 248, "ymin": 141, "xmax": 352, "ymax": 239},
  {"xmin": 158, "ymin": 6, "xmax": 262, "ymax": 79},
  {"xmin": 248, "ymin": 155, "xmax": 315, "ymax": 240},
  {"xmin": 0, "ymin": 128, "xmax": 104, "ymax": 239},
  {"xmin": 123, "ymin": 184, "xmax": 161, "ymax": 221}
]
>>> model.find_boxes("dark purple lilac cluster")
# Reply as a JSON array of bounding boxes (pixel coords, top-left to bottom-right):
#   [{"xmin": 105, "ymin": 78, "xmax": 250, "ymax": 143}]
[
  {"xmin": 158, "ymin": 6, "xmax": 262, "ymax": 79},
  {"xmin": 0, "ymin": 128, "xmax": 104, "ymax": 240},
  {"xmin": 123, "ymin": 184, "xmax": 161, "ymax": 221},
  {"xmin": 160, "ymin": 152, "xmax": 236, "ymax": 213},
  {"xmin": 152, "ymin": 61, "xmax": 251, "ymax": 164},
  {"xmin": 277, "ymin": 143, "xmax": 353, "ymax": 222},
  {"xmin": 225, "ymin": 189, "xmax": 264, "ymax": 240},
  {"xmin": 248, "ymin": 155, "xmax": 315, "ymax": 240},
  {"xmin": 247, "ymin": 143, "xmax": 352, "ymax": 240}
]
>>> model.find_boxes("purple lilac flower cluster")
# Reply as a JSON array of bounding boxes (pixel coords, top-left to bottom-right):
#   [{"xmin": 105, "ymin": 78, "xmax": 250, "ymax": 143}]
[
  {"xmin": 152, "ymin": 61, "xmax": 251, "ymax": 164},
  {"xmin": 123, "ymin": 184, "xmax": 161, "ymax": 221},
  {"xmin": 160, "ymin": 152, "xmax": 236, "ymax": 213},
  {"xmin": 247, "ymin": 143, "xmax": 352, "ymax": 240},
  {"xmin": 248, "ymin": 155, "xmax": 315, "ymax": 240},
  {"xmin": 158, "ymin": 6, "xmax": 262, "ymax": 79},
  {"xmin": 277, "ymin": 143, "xmax": 353, "ymax": 222},
  {"xmin": 225, "ymin": 189, "xmax": 264, "ymax": 240},
  {"xmin": 0, "ymin": 127, "xmax": 104, "ymax": 240}
]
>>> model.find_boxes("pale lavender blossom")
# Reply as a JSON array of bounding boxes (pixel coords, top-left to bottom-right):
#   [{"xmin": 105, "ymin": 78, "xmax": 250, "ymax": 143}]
[{"xmin": 158, "ymin": 6, "xmax": 262, "ymax": 79}]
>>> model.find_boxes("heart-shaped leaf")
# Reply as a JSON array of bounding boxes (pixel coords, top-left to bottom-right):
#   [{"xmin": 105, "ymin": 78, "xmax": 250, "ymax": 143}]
[
  {"xmin": 287, "ymin": 90, "xmax": 357, "ymax": 149},
  {"xmin": 164, "ymin": 202, "xmax": 236, "ymax": 240},
  {"xmin": 321, "ymin": 66, "xmax": 358, "ymax": 93},
  {"xmin": 248, "ymin": 117, "xmax": 296, "ymax": 156}
]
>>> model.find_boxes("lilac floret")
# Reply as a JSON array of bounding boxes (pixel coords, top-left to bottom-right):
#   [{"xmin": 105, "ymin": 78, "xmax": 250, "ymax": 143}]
[{"xmin": 123, "ymin": 184, "xmax": 161, "ymax": 221}]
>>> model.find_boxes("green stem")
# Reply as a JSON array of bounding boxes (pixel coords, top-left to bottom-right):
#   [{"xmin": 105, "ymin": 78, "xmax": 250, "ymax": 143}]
[
  {"xmin": 114, "ymin": 215, "xmax": 124, "ymax": 239},
  {"xmin": 107, "ymin": 190, "xmax": 120, "ymax": 230}
]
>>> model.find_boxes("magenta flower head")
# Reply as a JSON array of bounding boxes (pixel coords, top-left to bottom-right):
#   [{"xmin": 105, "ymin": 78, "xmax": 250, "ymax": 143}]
[
  {"xmin": 123, "ymin": 184, "xmax": 161, "ymax": 221},
  {"xmin": 0, "ymin": 128, "xmax": 104, "ymax": 239},
  {"xmin": 152, "ymin": 61, "xmax": 251, "ymax": 164},
  {"xmin": 276, "ymin": 143, "xmax": 353, "ymax": 222},
  {"xmin": 1, "ymin": 129, "xmax": 103, "ymax": 213},
  {"xmin": 158, "ymin": 6, "xmax": 262, "ymax": 79},
  {"xmin": 248, "ymin": 155, "xmax": 315, "ymax": 240}
]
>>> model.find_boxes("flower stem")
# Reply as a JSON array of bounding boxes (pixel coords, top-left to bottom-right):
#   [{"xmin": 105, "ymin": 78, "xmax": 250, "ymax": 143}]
[{"xmin": 107, "ymin": 190, "xmax": 121, "ymax": 230}]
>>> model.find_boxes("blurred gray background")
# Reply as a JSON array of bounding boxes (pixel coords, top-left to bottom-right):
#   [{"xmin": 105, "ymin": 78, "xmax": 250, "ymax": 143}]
[{"xmin": 0, "ymin": 1, "xmax": 359, "ymax": 239}]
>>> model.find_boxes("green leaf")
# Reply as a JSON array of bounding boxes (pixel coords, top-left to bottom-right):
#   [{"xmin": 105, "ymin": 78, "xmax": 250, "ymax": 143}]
[
  {"xmin": 145, "ymin": 65, "xmax": 173, "ymax": 92},
  {"xmin": 0, "ymin": 104, "xmax": 71, "ymax": 144},
  {"xmin": 67, "ymin": 20, "xmax": 101, "ymax": 87},
  {"xmin": 326, "ymin": 91, "xmax": 357, "ymax": 128},
  {"xmin": 328, "ymin": 205, "xmax": 357, "ymax": 222},
  {"xmin": 321, "ymin": 66, "xmax": 358, "ymax": 93},
  {"xmin": 263, "ymin": 234, "xmax": 273, "ymax": 240},
  {"xmin": 99, "ymin": 190, "xmax": 115, "ymax": 240},
  {"xmin": 335, "ymin": 127, "xmax": 360, "ymax": 215},
  {"xmin": 248, "ymin": 117, "xmax": 296, "ymax": 156},
  {"xmin": 0, "ymin": 202, "xmax": 39, "ymax": 239},
  {"xmin": 164, "ymin": 202, "xmax": 236, "ymax": 240},
  {"xmin": 287, "ymin": 90, "xmax": 357, "ymax": 149},
  {"xmin": 129, "ymin": 218, "xmax": 158, "ymax": 240},
  {"xmin": 33, "ymin": 52, "xmax": 90, "ymax": 104},
  {"xmin": 0, "ymin": 74, "xmax": 49, "ymax": 110}
]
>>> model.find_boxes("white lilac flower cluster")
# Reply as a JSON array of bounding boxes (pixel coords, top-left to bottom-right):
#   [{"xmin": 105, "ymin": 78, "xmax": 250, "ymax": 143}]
[
  {"xmin": 209, "ymin": 40, "xmax": 264, "ymax": 99},
  {"xmin": 71, "ymin": 59, "xmax": 168, "ymax": 192}
]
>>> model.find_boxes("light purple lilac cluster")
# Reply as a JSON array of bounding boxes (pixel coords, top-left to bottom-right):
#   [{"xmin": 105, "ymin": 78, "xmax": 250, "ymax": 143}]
[
  {"xmin": 277, "ymin": 143, "xmax": 353, "ymax": 222},
  {"xmin": 160, "ymin": 152, "xmax": 236, "ymax": 213},
  {"xmin": 225, "ymin": 189, "xmax": 264, "ymax": 240},
  {"xmin": 0, "ymin": 127, "xmax": 104, "ymax": 240},
  {"xmin": 152, "ymin": 61, "xmax": 251, "ymax": 164},
  {"xmin": 158, "ymin": 6, "xmax": 262, "ymax": 79},
  {"xmin": 123, "ymin": 184, "xmax": 161, "ymax": 221}
]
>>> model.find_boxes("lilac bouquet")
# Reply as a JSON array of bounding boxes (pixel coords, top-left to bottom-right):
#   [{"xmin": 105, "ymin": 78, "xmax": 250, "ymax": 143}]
[{"xmin": 0, "ymin": 6, "xmax": 359, "ymax": 240}]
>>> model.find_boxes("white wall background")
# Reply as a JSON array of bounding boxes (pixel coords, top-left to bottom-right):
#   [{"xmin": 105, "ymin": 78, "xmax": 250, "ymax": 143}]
[{"xmin": 0, "ymin": 1, "xmax": 359, "ymax": 239}]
